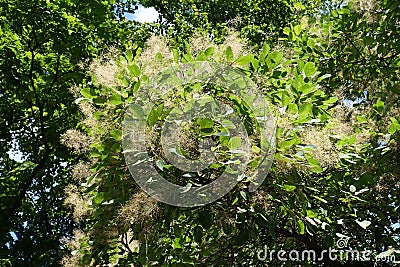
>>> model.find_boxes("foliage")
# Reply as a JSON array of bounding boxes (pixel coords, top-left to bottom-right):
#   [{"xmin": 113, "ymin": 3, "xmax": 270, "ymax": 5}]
[
  {"xmin": 65, "ymin": 0, "xmax": 400, "ymax": 261},
  {"xmin": 140, "ymin": 0, "xmax": 323, "ymax": 47},
  {"xmin": 0, "ymin": 0, "xmax": 150, "ymax": 265},
  {"xmin": 1, "ymin": 0, "xmax": 400, "ymax": 266}
]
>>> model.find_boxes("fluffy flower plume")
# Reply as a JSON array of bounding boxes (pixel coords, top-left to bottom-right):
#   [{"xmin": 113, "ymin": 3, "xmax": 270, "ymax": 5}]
[
  {"xmin": 61, "ymin": 129, "xmax": 92, "ymax": 153},
  {"xmin": 116, "ymin": 191, "xmax": 158, "ymax": 228}
]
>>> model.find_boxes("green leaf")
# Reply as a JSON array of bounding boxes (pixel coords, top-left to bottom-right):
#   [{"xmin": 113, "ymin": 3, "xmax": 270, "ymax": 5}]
[
  {"xmin": 93, "ymin": 97, "xmax": 106, "ymax": 105},
  {"xmin": 279, "ymin": 139, "xmax": 297, "ymax": 150},
  {"xmin": 133, "ymin": 80, "xmax": 141, "ymax": 93},
  {"xmin": 307, "ymin": 39, "xmax": 315, "ymax": 48},
  {"xmin": 229, "ymin": 136, "xmax": 242, "ymax": 150},
  {"xmin": 251, "ymin": 59, "xmax": 260, "ymax": 70},
  {"xmin": 196, "ymin": 52, "xmax": 207, "ymax": 61},
  {"xmin": 128, "ymin": 63, "xmax": 141, "ymax": 77},
  {"xmin": 94, "ymin": 192, "xmax": 105, "ymax": 204},
  {"xmin": 363, "ymin": 36, "xmax": 374, "ymax": 46},
  {"xmin": 283, "ymin": 27, "xmax": 290, "ymax": 36},
  {"xmin": 81, "ymin": 87, "xmax": 96, "ymax": 99},
  {"xmin": 147, "ymin": 109, "xmax": 159, "ymax": 126},
  {"xmin": 129, "ymin": 104, "xmax": 145, "ymax": 120},
  {"xmin": 388, "ymin": 121, "xmax": 398, "ymax": 134},
  {"xmin": 231, "ymin": 197, "xmax": 239, "ymax": 205},
  {"xmin": 307, "ymin": 210, "xmax": 318, "ymax": 218},
  {"xmin": 236, "ymin": 54, "xmax": 254, "ymax": 66},
  {"xmin": 109, "ymin": 94, "xmax": 122, "ymax": 105},
  {"xmin": 293, "ymin": 25, "xmax": 301, "ymax": 35},
  {"xmin": 173, "ymin": 237, "xmax": 182, "ymax": 249},
  {"xmin": 297, "ymin": 219, "xmax": 305, "ymax": 234},
  {"xmin": 323, "ymin": 96, "xmax": 338, "ymax": 105},
  {"xmin": 204, "ymin": 47, "xmax": 214, "ymax": 57},
  {"xmin": 288, "ymin": 103, "xmax": 298, "ymax": 114},
  {"xmin": 122, "ymin": 76, "xmax": 130, "ymax": 87},
  {"xmin": 373, "ymin": 99, "xmax": 385, "ymax": 112},
  {"xmin": 126, "ymin": 49, "xmax": 133, "ymax": 62},
  {"xmin": 198, "ymin": 118, "xmax": 214, "ymax": 129},
  {"xmin": 155, "ymin": 52, "xmax": 163, "ymax": 61},
  {"xmin": 307, "ymin": 157, "xmax": 320, "ymax": 167},
  {"xmin": 307, "ymin": 156, "xmax": 323, "ymax": 172},
  {"xmin": 262, "ymin": 43, "xmax": 270, "ymax": 55},
  {"xmin": 182, "ymin": 53, "xmax": 194, "ymax": 62},
  {"xmin": 224, "ymin": 46, "xmax": 234, "ymax": 62},
  {"xmin": 284, "ymin": 184, "xmax": 296, "ymax": 192},
  {"xmin": 156, "ymin": 160, "xmax": 164, "ymax": 171},
  {"xmin": 356, "ymin": 115, "xmax": 368, "ymax": 124},
  {"xmin": 298, "ymin": 103, "xmax": 313, "ymax": 118},
  {"xmin": 304, "ymin": 62, "xmax": 316, "ymax": 77},
  {"xmin": 173, "ymin": 49, "xmax": 180, "ymax": 62},
  {"xmin": 269, "ymin": 51, "xmax": 283, "ymax": 65},
  {"xmin": 260, "ymin": 43, "xmax": 270, "ymax": 62},
  {"xmin": 110, "ymin": 129, "xmax": 122, "ymax": 140}
]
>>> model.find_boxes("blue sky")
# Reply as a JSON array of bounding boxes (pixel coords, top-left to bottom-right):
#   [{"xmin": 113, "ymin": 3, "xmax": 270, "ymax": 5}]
[{"xmin": 125, "ymin": 6, "xmax": 159, "ymax": 23}]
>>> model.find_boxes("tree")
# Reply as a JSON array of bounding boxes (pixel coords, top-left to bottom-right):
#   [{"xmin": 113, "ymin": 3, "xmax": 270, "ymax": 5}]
[
  {"xmin": 2, "ymin": 0, "xmax": 399, "ymax": 266},
  {"xmin": 0, "ymin": 0, "xmax": 149, "ymax": 265},
  {"xmin": 65, "ymin": 0, "xmax": 400, "ymax": 266},
  {"xmin": 141, "ymin": 0, "xmax": 322, "ymax": 47}
]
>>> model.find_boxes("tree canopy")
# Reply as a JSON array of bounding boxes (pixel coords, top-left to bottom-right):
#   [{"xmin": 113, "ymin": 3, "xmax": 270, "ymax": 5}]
[
  {"xmin": 0, "ymin": 0, "xmax": 399, "ymax": 266},
  {"xmin": 0, "ymin": 0, "xmax": 149, "ymax": 265}
]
